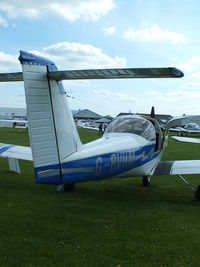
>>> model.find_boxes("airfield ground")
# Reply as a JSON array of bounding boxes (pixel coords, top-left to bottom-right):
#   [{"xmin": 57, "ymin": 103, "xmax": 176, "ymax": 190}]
[{"xmin": 0, "ymin": 128, "xmax": 200, "ymax": 266}]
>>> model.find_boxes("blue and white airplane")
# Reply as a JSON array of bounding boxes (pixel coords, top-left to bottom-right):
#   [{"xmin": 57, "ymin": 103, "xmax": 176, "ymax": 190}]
[{"xmin": 1, "ymin": 51, "xmax": 200, "ymax": 200}]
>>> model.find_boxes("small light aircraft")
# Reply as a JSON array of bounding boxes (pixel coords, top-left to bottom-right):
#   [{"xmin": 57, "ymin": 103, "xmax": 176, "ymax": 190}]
[
  {"xmin": 0, "ymin": 119, "xmax": 27, "ymax": 128},
  {"xmin": 170, "ymin": 122, "xmax": 200, "ymax": 136},
  {"xmin": 1, "ymin": 51, "xmax": 200, "ymax": 200}
]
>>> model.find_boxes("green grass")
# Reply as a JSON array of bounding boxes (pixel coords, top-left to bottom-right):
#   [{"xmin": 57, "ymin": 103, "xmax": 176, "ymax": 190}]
[{"xmin": 1, "ymin": 128, "xmax": 200, "ymax": 266}]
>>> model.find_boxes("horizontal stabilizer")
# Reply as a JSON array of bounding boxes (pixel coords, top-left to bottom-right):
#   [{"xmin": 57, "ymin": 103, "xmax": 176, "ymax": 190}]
[
  {"xmin": 0, "ymin": 72, "xmax": 23, "ymax": 82},
  {"xmin": 172, "ymin": 136, "xmax": 200, "ymax": 143},
  {"xmin": 48, "ymin": 67, "xmax": 184, "ymax": 80},
  {"xmin": 0, "ymin": 143, "xmax": 32, "ymax": 161},
  {"xmin": 153, "ymin": 160, "xmax": 200, "ymax": 175},
  {"xmin": 0, "ymin": 67, "xmax": 184, "ymax": 82}
]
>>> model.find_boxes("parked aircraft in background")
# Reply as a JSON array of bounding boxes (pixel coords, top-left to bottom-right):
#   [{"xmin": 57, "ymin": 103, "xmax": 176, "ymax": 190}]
[
  {"xmin": 1, "ymin": 51, "xmax": 200, "ymax": 201},
  {"xmin": 170, "ymin": 122, "xmax": 200, "ymax": 136},
  {"xmin": 0, "ymin": 119, "xmax": 27, "ymax": 128}
]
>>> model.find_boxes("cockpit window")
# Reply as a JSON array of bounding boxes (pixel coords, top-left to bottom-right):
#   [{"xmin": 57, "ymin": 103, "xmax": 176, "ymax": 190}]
[{"xmin": 105, "ymin": 117, "xmax": 156, "ymax": 142}]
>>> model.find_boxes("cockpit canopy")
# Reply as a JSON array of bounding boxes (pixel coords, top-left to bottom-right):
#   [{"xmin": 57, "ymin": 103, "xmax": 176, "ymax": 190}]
[{"xmin": 105, "ymin": 116, "xmax": 156, "ymax": 142}]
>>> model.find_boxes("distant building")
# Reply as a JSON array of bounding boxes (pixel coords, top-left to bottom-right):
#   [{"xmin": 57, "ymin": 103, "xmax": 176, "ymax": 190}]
[
  {"xmin": 0, "ymin": 107, "xmax": 27, "ymax": 120},
  {"xmin": 73, "ymin": 109, "xmax": 102, "ymax": 121}
]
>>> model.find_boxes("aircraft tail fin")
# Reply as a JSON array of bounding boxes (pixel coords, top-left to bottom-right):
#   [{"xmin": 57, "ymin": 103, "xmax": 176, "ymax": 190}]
[{"xmin": 19, "ymin": 51, "xmax": 82, "ymax": 185}]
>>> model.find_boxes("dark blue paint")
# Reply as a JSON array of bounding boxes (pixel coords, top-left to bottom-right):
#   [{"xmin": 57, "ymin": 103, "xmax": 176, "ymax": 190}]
[
  {"xmin": 19, "ymin": 51, "xmax": 66, "ymax": 94},
  {"xmin": 19, "ymin": 51, "xmax": 54, "ymax": 66},
  {"xmin": 34, "ymin": 144, "xmax": 159, "ymax": 185},
  {"xmin": 34, "ymin": 164, "xmax": 61, "ymax": 185}
]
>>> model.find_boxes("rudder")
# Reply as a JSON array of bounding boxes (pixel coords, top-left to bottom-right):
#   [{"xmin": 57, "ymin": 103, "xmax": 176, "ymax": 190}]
[{"xmin": 20, "ymin": 51, "xmax": 82, "ymax": 185}]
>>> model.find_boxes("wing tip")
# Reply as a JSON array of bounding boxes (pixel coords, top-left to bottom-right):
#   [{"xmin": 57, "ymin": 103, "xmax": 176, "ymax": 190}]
[{"xmin": 169, "ymin": 67, "xmax": 184, "ymax": 78}]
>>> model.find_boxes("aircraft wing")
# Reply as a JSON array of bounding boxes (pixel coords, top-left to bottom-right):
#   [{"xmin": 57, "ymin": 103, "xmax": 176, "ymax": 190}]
[
  {"xmin": 186, "ymin": 130, "xmax": 200, "ymax": 134},
  {"xmin": 171, "ymin": 136, "xmax": 200, "ymax": 143},
  {"xmin": 0, "ymin": 119, "xmax": 27, "ymax": 123},
  {"xmin": 79, "ymin": 126, "xmax": 99, "ymax": 131},
  {"xmin": 169, "ymin": 127, "xmax": 186, "ymax": 133},
  {"xmin": 0, "ymin": 143, "xmax": 32, "ymax": 161},
  {"xmin": 152, "ymin": 160, "xmax": 200, "ymax": 175}
]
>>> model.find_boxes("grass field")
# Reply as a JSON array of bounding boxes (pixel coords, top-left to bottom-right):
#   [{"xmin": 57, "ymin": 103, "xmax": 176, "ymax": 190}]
[{"xmin": 0, "ymin": 128, "xmax": 200, "ymax": 266}]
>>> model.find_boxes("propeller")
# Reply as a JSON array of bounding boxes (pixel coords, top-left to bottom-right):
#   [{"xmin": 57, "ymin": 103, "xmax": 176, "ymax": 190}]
[{"xmin": 150, "ymin": 106, "xmax": 155, "ymax": 118}]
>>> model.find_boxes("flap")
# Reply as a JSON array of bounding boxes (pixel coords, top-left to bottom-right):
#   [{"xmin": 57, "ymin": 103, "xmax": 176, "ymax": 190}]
[{"xmin": 153, "ymin": 160, "xmax": 200, "ymax": 175}]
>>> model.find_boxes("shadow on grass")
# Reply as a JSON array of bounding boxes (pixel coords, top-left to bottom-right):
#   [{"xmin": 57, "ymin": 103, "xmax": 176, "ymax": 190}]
[{"xmin": 64, "ymin": 177, "xmax": 198, "ymax": 208}]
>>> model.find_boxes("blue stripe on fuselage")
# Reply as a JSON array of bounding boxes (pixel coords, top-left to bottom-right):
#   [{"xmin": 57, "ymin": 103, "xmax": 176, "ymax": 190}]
[
  {"xmin": 34, "ymin": 164, "xmax": 61, "ymax": 185},
  {"xmin": 61, "ymin": 144, "xmax": 157, "ymax": 183},
  {"xmin": 34, "ymin": 144, "xmax": 159, "ymax": 185}
]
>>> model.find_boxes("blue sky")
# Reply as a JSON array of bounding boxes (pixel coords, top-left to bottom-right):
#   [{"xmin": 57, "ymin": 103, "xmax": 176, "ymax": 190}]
[{"xmin": 0, "ymin": 0, "xmax": 200, "ymax": 117}]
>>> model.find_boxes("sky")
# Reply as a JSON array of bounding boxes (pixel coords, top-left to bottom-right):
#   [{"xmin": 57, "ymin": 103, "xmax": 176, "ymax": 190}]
[{"xmin": 0, "ymin": 0, "xmax": 200, "ymax": 117}]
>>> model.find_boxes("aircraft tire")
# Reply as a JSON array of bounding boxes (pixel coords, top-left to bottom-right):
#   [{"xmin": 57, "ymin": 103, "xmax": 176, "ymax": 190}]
[
  {"xmin": 143, "ymin": 176, "xmax": 151, "ymax": 186},
  {"xmin": 195, "ymin": 185, "xmax": 200, "ymax": 201},
  {"xmin": 64, "ymin": 183, "xmax": 75, "ymax": 192}
]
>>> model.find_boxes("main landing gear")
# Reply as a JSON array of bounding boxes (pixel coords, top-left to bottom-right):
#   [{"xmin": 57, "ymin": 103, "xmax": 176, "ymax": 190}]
[
  {"xmin": 64, "ymin": 183, "xmax": 75, "ymax": 192},
  {"xmin": 195, "ymin": 185, "xmax": 200, "ymax": 201},
  {"xmin": 57, "ymin": 183, "xmax": 75, "ymax": 192},
  {"xmin": 177, "ymin": 175, "xmax": 200, "ymax": 201},
  {"xmin": 143, "ymin": 176, "xmax": 151, "ymax": 186}
]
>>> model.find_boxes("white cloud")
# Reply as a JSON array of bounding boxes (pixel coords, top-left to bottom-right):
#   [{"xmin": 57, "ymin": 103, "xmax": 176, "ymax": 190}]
[
  {"xmin": 123, "ymin": 24, "xmax": 188, "ymax": 44},
  {"xmin": 143, "ymin": 89, "xmax": 200, "ymax": 116},
  {"xmin": 0, "ymin": 0, "xmax": 115, "ymax": 22},
  {"xmin": 181, "ymin": 81, "xmax": 200, "ymax": 89},
  {"xmin": 190, "ymin": 73, "xmax": 200, "ymax": 79},
  {"xmin": 0, "ymin": 41, "xmax": 126, "ymax": 73},
  {"xmin": 189, "ymin": 56, "xmax": 200, "ymax": 64},
  {"xmin": 0, "ymin": 15, "xmax": 8, "ymax": 27},
  {"xmin": 31, "ymin": 42, "xmax": 127, "ymax": 69},
  {"xmin": 102, "ymin": 25, "xmax": 116, "ymax": 35},
  {"xmin": 89, "ymin": 89, "xmax": 143, "ymax": 115},
  {"xmin": 93, "ymin": 89, "xmax": 137, "ymax": 102},
  {"xmin": 0, "ymin": 52, "xmax": 19, "ymax": 71},
  {"xmin": 175, "ymin": 63, "xmax": 195, "ymax": 73}
]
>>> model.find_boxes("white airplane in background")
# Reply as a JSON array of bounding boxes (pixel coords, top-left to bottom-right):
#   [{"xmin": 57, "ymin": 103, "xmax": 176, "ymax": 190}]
[
  {"xmin": 170, "ymin": 122, "xmax": 200, "ymax": 136},
  {"xmin": 1, "ymin": 51, "xmax": 200, "ymax": 201},
  {"xmin": 0, "ymin": 119, "xmax": 27, "ymax": 128}
]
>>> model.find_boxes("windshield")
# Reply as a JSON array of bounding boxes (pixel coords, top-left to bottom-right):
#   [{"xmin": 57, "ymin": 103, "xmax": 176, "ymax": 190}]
[{"xmin": 105, "ymin": 117, "xmax": 156, "ymax": 142}]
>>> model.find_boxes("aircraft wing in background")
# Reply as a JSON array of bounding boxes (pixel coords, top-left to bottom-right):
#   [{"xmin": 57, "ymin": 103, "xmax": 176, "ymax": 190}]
[
  {"xmin": 152, "ymin": 160, "xmax": 200, "ymax": 175},
  {"xmin": 171, "ymin": 136, "xmax": 200, "ymax": 143}
]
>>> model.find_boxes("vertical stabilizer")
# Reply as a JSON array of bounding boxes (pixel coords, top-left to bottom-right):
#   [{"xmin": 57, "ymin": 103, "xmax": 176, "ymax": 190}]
[{"xmin": 19, "ymin": 51, "xmax": 82, "ymax": 185}]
